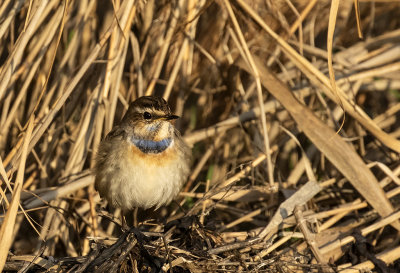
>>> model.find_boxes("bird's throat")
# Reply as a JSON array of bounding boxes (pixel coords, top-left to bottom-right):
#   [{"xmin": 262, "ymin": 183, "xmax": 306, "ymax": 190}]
[{"xmin": 130, "ymin": 137, "xmax": 173, "ymax": 154}]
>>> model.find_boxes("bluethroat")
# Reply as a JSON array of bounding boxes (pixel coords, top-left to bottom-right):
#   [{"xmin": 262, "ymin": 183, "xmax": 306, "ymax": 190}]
[{"xmin": 95, "ymin": 96, "xmax": 191, "ymax": 211}]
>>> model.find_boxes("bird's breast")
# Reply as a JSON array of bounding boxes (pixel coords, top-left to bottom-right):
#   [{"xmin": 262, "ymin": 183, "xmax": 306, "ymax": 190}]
[
  {"xmin": 127, "ymin": 137, "xmax": 178, "ymax": 166},
  {"xmin": 130, "ymin": 137, "xmax": 173, "ymax": 154}
]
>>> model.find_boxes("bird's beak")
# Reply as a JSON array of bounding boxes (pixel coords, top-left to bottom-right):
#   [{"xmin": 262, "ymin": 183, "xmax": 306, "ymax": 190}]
[{"xmin": 159, "ymin": 114, "xmax": 179, "ymax": 121}]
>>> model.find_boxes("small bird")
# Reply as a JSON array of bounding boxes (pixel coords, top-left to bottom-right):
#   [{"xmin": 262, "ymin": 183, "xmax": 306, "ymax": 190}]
[{"xmin": 95, "ymin": 96, "xmax": 191, "ymax": 212}]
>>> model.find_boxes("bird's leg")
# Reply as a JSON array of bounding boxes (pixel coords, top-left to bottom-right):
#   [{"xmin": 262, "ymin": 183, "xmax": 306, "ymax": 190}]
[
  {"xmin": 121, "ymin": 214, "xmax": 129, "ymax": 232},
  {"xmin": 133, "ymin": 207, "xmax": 138, "ymax": 227}
]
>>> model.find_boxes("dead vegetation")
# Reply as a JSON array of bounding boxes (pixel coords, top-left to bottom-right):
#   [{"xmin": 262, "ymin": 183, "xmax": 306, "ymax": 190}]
[{"xmin": 1, "ymin": 0, "xmax": 400, "ymax": 272}]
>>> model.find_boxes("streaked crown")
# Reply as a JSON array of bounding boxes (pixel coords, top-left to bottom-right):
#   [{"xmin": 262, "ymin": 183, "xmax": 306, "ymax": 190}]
[{"xmin": 122, "ymin": 96, "xmax": 178, "ymax": 125}]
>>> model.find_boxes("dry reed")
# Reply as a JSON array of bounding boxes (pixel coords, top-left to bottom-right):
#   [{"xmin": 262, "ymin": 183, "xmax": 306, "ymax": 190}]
[{"xmin": 1, "ymin": 0, "xmax": 400, "ymax": 272}]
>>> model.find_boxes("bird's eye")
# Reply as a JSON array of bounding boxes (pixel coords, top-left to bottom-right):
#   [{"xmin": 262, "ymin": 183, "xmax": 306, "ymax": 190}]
[{"xmin": 143, "ymin": 111, "xmax": 152, "ymax": 120}]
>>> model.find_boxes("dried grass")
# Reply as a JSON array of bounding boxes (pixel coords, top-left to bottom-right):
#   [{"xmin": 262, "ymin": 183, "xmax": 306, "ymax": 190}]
[{"xmin": 1, "ymin": 0, "xmax": 400, "ymax": 272}]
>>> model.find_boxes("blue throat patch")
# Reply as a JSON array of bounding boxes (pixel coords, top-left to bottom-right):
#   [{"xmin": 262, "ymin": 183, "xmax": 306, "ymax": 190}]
[{"xmin": 131, "ymin": 137, "xmax": 172, "ymax": 154}]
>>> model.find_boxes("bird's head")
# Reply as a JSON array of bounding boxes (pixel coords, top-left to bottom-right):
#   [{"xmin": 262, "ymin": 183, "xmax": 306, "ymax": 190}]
[{"xmin": 122, "ymin": 96, "xmax": 179, "ymax": 141}]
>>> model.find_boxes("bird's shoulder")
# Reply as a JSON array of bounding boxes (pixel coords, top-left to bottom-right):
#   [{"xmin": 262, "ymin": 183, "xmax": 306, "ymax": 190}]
[
  {"xmin": 105, "ymin": 125, "xmax": 128, "ymax": 141},
  {"xmin": 96, "ymin": 125, "xmax": 128, "ymax": 158}
]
